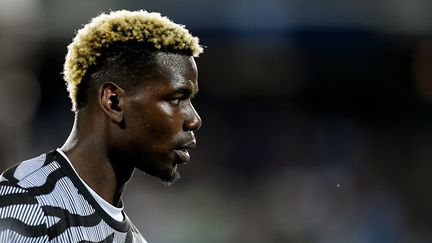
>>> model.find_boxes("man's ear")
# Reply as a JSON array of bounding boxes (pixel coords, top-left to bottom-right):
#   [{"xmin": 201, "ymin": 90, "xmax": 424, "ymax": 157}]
[{"xmin": 99, "ymin": 82, "xmax": 125, "ymax": 125}]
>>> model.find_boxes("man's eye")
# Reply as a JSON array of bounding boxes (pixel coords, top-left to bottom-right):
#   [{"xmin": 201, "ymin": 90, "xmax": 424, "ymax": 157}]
[{"xmin": 169, "ymin": 98, "xmax": 181, "ymax": 105}]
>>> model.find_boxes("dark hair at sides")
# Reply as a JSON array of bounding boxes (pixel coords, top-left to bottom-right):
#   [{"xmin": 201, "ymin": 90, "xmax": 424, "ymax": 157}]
[{"xmin": 75, "ymin": 42, "xmax": 160, "ymax": 111}]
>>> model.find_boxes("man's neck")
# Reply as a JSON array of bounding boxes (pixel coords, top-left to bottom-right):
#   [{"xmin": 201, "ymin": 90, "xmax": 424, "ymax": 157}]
[{"xmin": 61, "ymin": 117, "xmax": 133, "ymax": 205}]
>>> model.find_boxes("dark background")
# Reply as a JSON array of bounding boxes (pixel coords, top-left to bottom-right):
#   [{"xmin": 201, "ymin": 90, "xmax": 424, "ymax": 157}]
[{"xmin": 1, "ymin": 0, "xmax": 432, "ymax": 242}]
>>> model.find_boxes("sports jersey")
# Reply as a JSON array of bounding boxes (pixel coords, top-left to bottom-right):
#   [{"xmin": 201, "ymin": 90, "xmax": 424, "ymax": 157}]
[{"xmin": 0, "ymin": 150, "xmax": 147, "ymax": 243}]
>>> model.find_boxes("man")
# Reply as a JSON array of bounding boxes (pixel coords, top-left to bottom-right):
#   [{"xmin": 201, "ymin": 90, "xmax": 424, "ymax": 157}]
[{"xmin": 0, "ymin": 10, "xmax": 203, "ymax": 242}]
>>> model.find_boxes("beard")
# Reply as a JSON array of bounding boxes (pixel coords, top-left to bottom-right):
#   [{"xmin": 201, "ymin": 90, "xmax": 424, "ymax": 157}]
[
  {"xmin": 138, "ymin": 158, "xmax": 181, "ymax": 185},
  {"xmin": 110, "ymin": 148, "xmax": 181, "ymax": 185},
  {"xmin": 155, "ymin": 165, "xmax": 180, "ymax": 185}
]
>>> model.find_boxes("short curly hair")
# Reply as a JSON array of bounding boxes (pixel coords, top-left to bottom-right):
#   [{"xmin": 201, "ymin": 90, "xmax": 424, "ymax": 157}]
[{"xmin": 63, "ymin": 10, "xmax": 203, "ymax": 111}]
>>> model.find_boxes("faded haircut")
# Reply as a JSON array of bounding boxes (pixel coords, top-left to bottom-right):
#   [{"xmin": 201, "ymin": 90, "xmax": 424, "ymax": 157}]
[{"xmin": 63, "ymin": 10, "xmax": 203, "ymax": 111}]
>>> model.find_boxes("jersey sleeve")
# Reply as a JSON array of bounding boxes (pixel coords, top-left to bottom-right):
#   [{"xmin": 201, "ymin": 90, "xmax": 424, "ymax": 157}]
[{"xmin": 0, "ymin": 181, "xmax": 49, "ymax": 242}]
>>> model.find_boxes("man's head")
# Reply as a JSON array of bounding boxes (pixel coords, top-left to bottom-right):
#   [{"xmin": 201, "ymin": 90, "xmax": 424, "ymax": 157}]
[
  {"xmin": 63, "ymin": 10, "xmax": 203, "ymax": 183},
  {"xmin": 64, "ymin": 10, "xmax": 203, "ymax": 111}
]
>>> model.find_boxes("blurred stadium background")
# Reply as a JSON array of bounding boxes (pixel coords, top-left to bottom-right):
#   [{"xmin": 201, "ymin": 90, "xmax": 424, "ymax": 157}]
[{"xmin": 1, "ymin": 0, "xmax": 432, "ymax": 242}]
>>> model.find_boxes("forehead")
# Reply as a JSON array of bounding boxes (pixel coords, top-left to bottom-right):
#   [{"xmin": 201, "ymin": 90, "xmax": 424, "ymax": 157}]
[
  {"xmin": 153, "ymin": 52, "xmax": 197, "ymax": 83},
  {"xmin": 130, "ymin": 52, "xmax": 198, "ymax": 97}
]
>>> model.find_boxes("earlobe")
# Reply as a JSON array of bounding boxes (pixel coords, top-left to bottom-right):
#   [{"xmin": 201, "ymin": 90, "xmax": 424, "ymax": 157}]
[{"xmin": 99, "ymin": 82, "xmax": 125, "ymax": 125}]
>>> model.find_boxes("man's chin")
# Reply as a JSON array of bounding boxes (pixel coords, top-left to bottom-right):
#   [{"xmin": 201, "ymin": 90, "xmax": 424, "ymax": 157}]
[
  {"xmin": 140, "ymin": 164, "xmax": 180, "ymax": 185},
  {"xmin": 135, "ymin": 158, "xmax": 181, "ymax": 184},
  {"xmin": 158, "ymin": 167, "xmax": 180, "ymax": 185}
]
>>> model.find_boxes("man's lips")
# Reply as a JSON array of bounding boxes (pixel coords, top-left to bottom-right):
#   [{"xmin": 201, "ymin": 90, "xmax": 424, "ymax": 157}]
[
  {"xmin": 174, "ymin": 149, "xmax": 190, "ymax": 163},
  {"xmin": 174, "ymin": 140, "xmax": 196, "ymax": 164}
]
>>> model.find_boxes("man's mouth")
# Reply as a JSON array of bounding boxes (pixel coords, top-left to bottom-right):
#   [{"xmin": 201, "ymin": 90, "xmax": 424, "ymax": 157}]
[
  {"xmin": 174, "ymin": 149, "xmax": 190, "ymax": 163},
  {"xmin": 174, "ymin": 140, "xmax": 196, "ymax": 164}
]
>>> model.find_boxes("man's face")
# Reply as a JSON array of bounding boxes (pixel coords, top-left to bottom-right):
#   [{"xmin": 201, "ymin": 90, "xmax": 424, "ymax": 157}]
[{"xmin": 120, "ymin": 52, "xmax": 202, "ymax": 183}]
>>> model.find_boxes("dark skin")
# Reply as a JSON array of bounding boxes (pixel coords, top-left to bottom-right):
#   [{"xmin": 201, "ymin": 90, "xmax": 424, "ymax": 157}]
[{"xmin": 61, "ymin": 52, "xmax": 202, "ymax": 205}]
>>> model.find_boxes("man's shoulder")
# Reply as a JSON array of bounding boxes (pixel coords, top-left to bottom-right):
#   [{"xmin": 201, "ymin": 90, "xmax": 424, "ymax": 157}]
[
  {"xmin": 0, "ymin": 179, "xmax": 44, "ymax": 215},
  {"xmin": 0, "ymin": 178, "xmax": 49, "ymax": 241},
  {"xmin": 0, "ymin": 151, "xmax": 64, "ymax": 191},
  {"xmin": 0, "ymin": 153, "xmax": 50, "ymax": 229},
  {"xmin": 1, "ymin": 153, "xmax": 48, "ymax": 185},
  {"xmin": 0, "ymin": 152, "xmax": 60, "ymax": 218},
  {"xmin": 0, "ymin": 179, "xmax": 35, "ymax": 205}
]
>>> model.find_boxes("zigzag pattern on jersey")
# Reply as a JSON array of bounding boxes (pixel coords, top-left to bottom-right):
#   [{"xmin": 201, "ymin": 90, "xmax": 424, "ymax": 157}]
[{"xmin": 0, "ymin": 151, "xmax": 145, "ymax": 243}]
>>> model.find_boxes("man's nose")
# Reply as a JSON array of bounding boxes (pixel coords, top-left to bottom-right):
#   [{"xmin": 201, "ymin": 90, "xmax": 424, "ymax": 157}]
[{"xmin": 183, "ymin": 104, "xmax": 202, "ymax": 131}]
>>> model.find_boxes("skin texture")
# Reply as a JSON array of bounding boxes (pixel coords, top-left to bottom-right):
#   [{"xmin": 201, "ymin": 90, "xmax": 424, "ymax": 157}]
[{"xmin": 61, "ymin": 52, "xmax": 201, "ymax": 205}]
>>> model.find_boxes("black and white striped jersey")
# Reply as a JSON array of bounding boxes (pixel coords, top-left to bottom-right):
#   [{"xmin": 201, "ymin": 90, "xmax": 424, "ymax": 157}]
[{"xmin": 0, "ymin": 150, "xmax": 147, "ymax": 243}]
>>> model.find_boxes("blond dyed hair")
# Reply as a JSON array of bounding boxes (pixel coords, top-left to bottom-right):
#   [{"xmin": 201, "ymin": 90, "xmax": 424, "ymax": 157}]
[{"xmin": 64, "ymin": 10, "xmax": 203, "ymax": 111}]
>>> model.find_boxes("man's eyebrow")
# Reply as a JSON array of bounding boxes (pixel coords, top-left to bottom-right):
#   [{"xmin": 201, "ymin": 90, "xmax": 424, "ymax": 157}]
[{"xmin": 175, "ymin": 83, "xmax": 198, "ymax": 97}]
